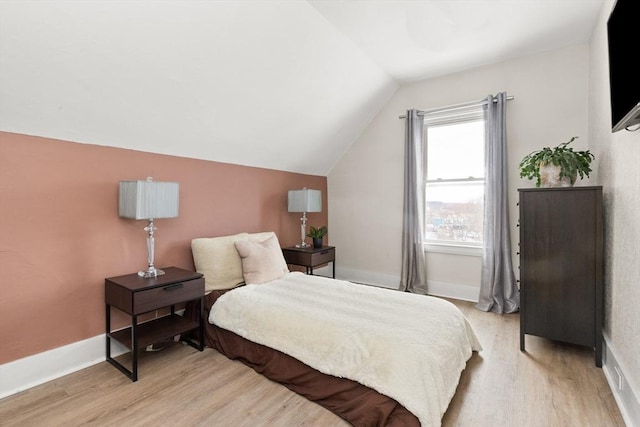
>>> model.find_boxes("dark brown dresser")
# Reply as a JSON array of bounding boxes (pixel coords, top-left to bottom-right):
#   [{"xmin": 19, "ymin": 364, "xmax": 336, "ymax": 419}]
[{"xmin": 518, "ymin": 186, "xmax": 603, "ymax": 367}]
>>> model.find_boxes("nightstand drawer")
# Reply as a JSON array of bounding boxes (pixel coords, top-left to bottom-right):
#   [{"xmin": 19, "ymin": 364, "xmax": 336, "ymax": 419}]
[
  {"xmin": 282, "ymin": 246, "xmax": 336, "ymax": 278},
  {"xmin": 134, "ymin": 277, "xmax": 204, "ymax": 314},
  {"xmin": 283, "ymin": 247, "xmax": 335, "ymax": 266},
  {"xmin": 309, "ymin": 248, "xmax": 335, "ymax": 265}
]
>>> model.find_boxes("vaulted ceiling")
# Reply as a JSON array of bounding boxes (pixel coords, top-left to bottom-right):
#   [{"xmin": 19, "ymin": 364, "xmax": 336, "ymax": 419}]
[{"xmin": 0, "ymin": 0, "xmax": 605, "ymax": 175}]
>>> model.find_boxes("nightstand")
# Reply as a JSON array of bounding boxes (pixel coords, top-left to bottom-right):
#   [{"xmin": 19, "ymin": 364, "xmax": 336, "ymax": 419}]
[
  {"xmin": 282, "ymin": 246, "xmax": 335, "ymax": 278},
  {"xmin": 105, "ymin": 267, "xmax": 204, "ymax": 381}
]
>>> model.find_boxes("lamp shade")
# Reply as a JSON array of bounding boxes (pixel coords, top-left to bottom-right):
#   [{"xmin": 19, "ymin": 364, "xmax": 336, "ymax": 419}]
[
  {"xmin": 288, "ymin": 188, "xmax": 322, "ymax": 213},
  {"xmin": 119, "ymin": 179, "xmax": 179, "ymax": 220}
]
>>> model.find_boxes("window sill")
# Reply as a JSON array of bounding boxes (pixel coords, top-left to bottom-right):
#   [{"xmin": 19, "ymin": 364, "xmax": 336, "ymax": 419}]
[{"xmin": 424, "ymin": 243, "xmax": 483, "ymax": 257}]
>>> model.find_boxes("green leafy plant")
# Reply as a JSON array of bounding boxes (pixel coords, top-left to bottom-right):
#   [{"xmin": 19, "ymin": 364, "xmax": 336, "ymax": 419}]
[
  {"xmin": 306, "ymin": 225, "xmax": 328, "ymax": 239},
  {"xmin": 519, "ymin": 136, "xmax": 594, "ymax": 187}
]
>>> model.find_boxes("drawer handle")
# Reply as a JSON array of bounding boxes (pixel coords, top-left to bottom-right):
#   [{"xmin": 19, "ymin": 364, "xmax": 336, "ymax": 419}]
[{"xmin": 164, "ymin": 283, "xmax": 184, "ymax": 292}]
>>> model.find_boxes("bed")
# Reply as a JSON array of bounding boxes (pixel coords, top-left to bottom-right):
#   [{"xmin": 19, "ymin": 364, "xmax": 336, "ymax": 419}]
[{"xmin": 185, "ymin": 232, "xmax": 481, "ymax": 426}]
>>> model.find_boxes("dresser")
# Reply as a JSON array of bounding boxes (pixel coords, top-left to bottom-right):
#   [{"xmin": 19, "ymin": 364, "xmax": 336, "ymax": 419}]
[{"xmin": 518, "ymin": 186, "xmax": 603, "ymax": 367}]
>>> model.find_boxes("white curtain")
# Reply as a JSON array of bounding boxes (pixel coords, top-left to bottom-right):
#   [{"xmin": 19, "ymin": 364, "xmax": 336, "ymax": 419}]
[
  {"xmin": 475, "ymin": 93, "xmax": 520, "ymax": 313},
  {"xmin": 399, "ymin": 109, "xmax": 428, "ymax": 294}
]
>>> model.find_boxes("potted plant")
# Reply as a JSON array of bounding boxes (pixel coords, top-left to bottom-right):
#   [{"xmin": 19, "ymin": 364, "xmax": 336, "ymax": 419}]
[
  {"xmin": 519, "ymin": 136, "xmax": 594, "ymax": 187},
  {"xmin": 306, "ymin": 225, "xmax": 327, "ymax": 249}
]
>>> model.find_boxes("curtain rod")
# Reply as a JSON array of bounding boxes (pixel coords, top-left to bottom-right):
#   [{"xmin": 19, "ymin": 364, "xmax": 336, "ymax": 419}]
[{"xmin": 398, "ymin": 95, "xmax": 514, "ymax": 119}]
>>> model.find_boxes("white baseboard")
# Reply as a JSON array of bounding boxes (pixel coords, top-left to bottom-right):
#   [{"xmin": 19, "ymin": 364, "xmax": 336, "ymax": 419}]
[
  {"xmin": 425, "ymin": 280, "xmax": 480, "ymax": 302},
  {"xmin": 603, "ymin": 333, "xmax": 640, "ymax": 427},
  {"xmin": 0, "ymin": 309, "xmax": 192, "ymax": 399},
  {"xmin": 334, "ymin": 266, "xmax": 400, "ymax": 289},
  {"xmin": 0, "ymin": 334, "xmax": 127, "ymax": 399},
  {"xmin": 335, "ymin": 266, "xmax": 480, "ymax": 302}
]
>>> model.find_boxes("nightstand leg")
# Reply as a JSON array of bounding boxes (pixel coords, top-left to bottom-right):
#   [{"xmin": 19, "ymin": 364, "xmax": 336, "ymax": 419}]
[
  {"xmin": 131, "ymin": 314, "xmax": 138, "ymax": 382},
  {"xmin": 199, "ymin": 296, "xmax": 204, "ymax": 351},
  {"xmin": 105, "ymin": 304, "xmax": 111, "ymax": 360}
]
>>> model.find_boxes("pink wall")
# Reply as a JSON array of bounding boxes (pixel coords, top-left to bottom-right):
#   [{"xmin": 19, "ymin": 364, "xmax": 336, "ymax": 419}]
[{"xmin": 0, "ymin": 132, "xmax": 328, "ymax": 364}]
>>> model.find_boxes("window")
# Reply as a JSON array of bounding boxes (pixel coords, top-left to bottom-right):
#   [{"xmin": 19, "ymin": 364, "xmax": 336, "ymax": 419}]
[{"xmin": 424, "ymin": 107, "xmax": 485, "ymax": 253}]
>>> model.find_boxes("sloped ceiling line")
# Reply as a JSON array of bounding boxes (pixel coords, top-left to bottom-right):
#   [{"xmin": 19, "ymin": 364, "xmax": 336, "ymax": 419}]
[{"xmin": 0, "ymin": 0, "xmax": 604, "ymax": 175}]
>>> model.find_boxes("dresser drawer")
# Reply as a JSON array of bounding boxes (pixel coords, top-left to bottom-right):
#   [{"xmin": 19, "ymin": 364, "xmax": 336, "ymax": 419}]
[{"xmin": 134, "ymin": 277, "xmax": 204, "ymax": 314}]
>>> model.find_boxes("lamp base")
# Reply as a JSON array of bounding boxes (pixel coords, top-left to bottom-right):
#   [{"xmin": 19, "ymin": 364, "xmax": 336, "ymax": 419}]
[
  {"xmin": 295, "ymin": 242, "xmax": 311, "ymax": 248},
  {"xmin": 138, "ymin": 267, "xmax": 165, "ymax": 278},
  {"xmin": 139, "ymin": 218, "xmax": 165, "ymax": 278}
]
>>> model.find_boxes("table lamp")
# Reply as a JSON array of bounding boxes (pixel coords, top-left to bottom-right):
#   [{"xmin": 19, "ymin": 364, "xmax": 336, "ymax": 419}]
[
  {"xmin": 119, "ymin": 177, "xmax": 179, "ymax": 278},
  {"xmin": 288, "ymin": 188, "xmax": 321, "ymax": 248}
]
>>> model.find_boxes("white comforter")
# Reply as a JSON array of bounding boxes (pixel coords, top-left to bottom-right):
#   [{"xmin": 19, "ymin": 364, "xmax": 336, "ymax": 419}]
[{"xmin": 210, "ymin": 272, "xmax": 481, "ymax": 426}]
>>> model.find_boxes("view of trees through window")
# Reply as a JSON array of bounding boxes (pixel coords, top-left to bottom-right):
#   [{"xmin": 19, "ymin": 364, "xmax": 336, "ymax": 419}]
[{"xmin": 425, "ymin": 119, "xmax": 485, "ymax": 245}]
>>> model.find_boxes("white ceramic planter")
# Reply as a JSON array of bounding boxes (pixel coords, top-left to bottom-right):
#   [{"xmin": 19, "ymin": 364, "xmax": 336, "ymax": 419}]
[{"xmin": 539, "ymin": 163, "xmax": 575, "ymax": 188}]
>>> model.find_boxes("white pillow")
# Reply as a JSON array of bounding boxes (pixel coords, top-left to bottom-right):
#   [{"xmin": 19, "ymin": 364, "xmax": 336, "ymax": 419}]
[
  {"xmin": 191, "ymin": 233, "xmax": 249, "ymax": 293},
  {"xmin": 235, "ymin": 234, "xmax": 289, "ymax": 284}
]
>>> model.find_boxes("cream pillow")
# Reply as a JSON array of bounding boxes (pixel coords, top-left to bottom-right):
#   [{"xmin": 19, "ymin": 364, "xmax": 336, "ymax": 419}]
[
  {"xmin": 235, "ymin": 234, "xmax": 289, "ymax": 284},
  {"xmin": 247, "ymin": 231, "xmax": 288, "ymax": 273},
  {"xmin": 191, "ymin": 233, "xmax": 249, "ymax": 293}
]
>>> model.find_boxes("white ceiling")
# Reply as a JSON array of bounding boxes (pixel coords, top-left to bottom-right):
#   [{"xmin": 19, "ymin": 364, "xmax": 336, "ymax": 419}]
[
  {"xmin": 309, "ymin": 0, "xmax": 605, "ymax": 82},
  {"xmin": 0, "ymin": 1, "xmax": 605, "ymax": 175}
]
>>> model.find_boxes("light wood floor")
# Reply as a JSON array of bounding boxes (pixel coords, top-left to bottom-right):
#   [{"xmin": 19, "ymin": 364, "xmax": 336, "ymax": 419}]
[{"xmin": 0, "ymin": 299, "xmax": 624, "ymax": 427}]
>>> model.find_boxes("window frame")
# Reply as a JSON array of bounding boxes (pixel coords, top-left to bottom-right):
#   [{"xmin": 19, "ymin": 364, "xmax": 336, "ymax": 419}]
[{"xmin": 422, "ymin": 106, "xmax": 485, "ymax": 256}]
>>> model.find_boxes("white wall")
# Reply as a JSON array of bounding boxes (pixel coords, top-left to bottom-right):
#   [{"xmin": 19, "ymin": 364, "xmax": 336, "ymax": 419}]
[
  {"xmin": 328, "ymin": 44, "xmax": 590, "ymax": 297},
  {"xmin": 588, "ymin": 1, "xmax": 640, "ymax": 423}
]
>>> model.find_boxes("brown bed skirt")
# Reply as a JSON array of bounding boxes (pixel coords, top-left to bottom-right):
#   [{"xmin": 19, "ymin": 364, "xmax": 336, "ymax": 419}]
[{"xmin": 185, "ymin": 290, "xmax": 420, "ymax": 427}]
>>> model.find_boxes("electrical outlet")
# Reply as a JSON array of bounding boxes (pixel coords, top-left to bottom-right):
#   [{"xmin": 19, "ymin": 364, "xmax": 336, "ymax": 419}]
[{"xmin": 614, "ymin": 366, "xmax": 623, "ymax": 391}]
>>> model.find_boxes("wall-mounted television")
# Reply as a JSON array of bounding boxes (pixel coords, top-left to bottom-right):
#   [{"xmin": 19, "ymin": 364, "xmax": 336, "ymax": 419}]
[{"xmin": 607, "ymin": 0, "xmax": 639, "ymax": 133}]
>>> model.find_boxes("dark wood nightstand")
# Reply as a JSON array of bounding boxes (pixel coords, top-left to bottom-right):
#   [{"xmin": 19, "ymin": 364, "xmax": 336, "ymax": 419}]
[
  {"xmin": 105, "ymin": 267, "xmax": 204, "ymax": 381},
  {"xmin": 282, "ymin": 246, "xmax": 335, "ymax": 278}
]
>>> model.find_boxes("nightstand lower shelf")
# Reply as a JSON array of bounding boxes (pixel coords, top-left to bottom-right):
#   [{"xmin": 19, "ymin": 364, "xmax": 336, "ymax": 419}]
[{"xmin": 108, "ymin": 314, "xmax": 199, "ymax": 350}]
